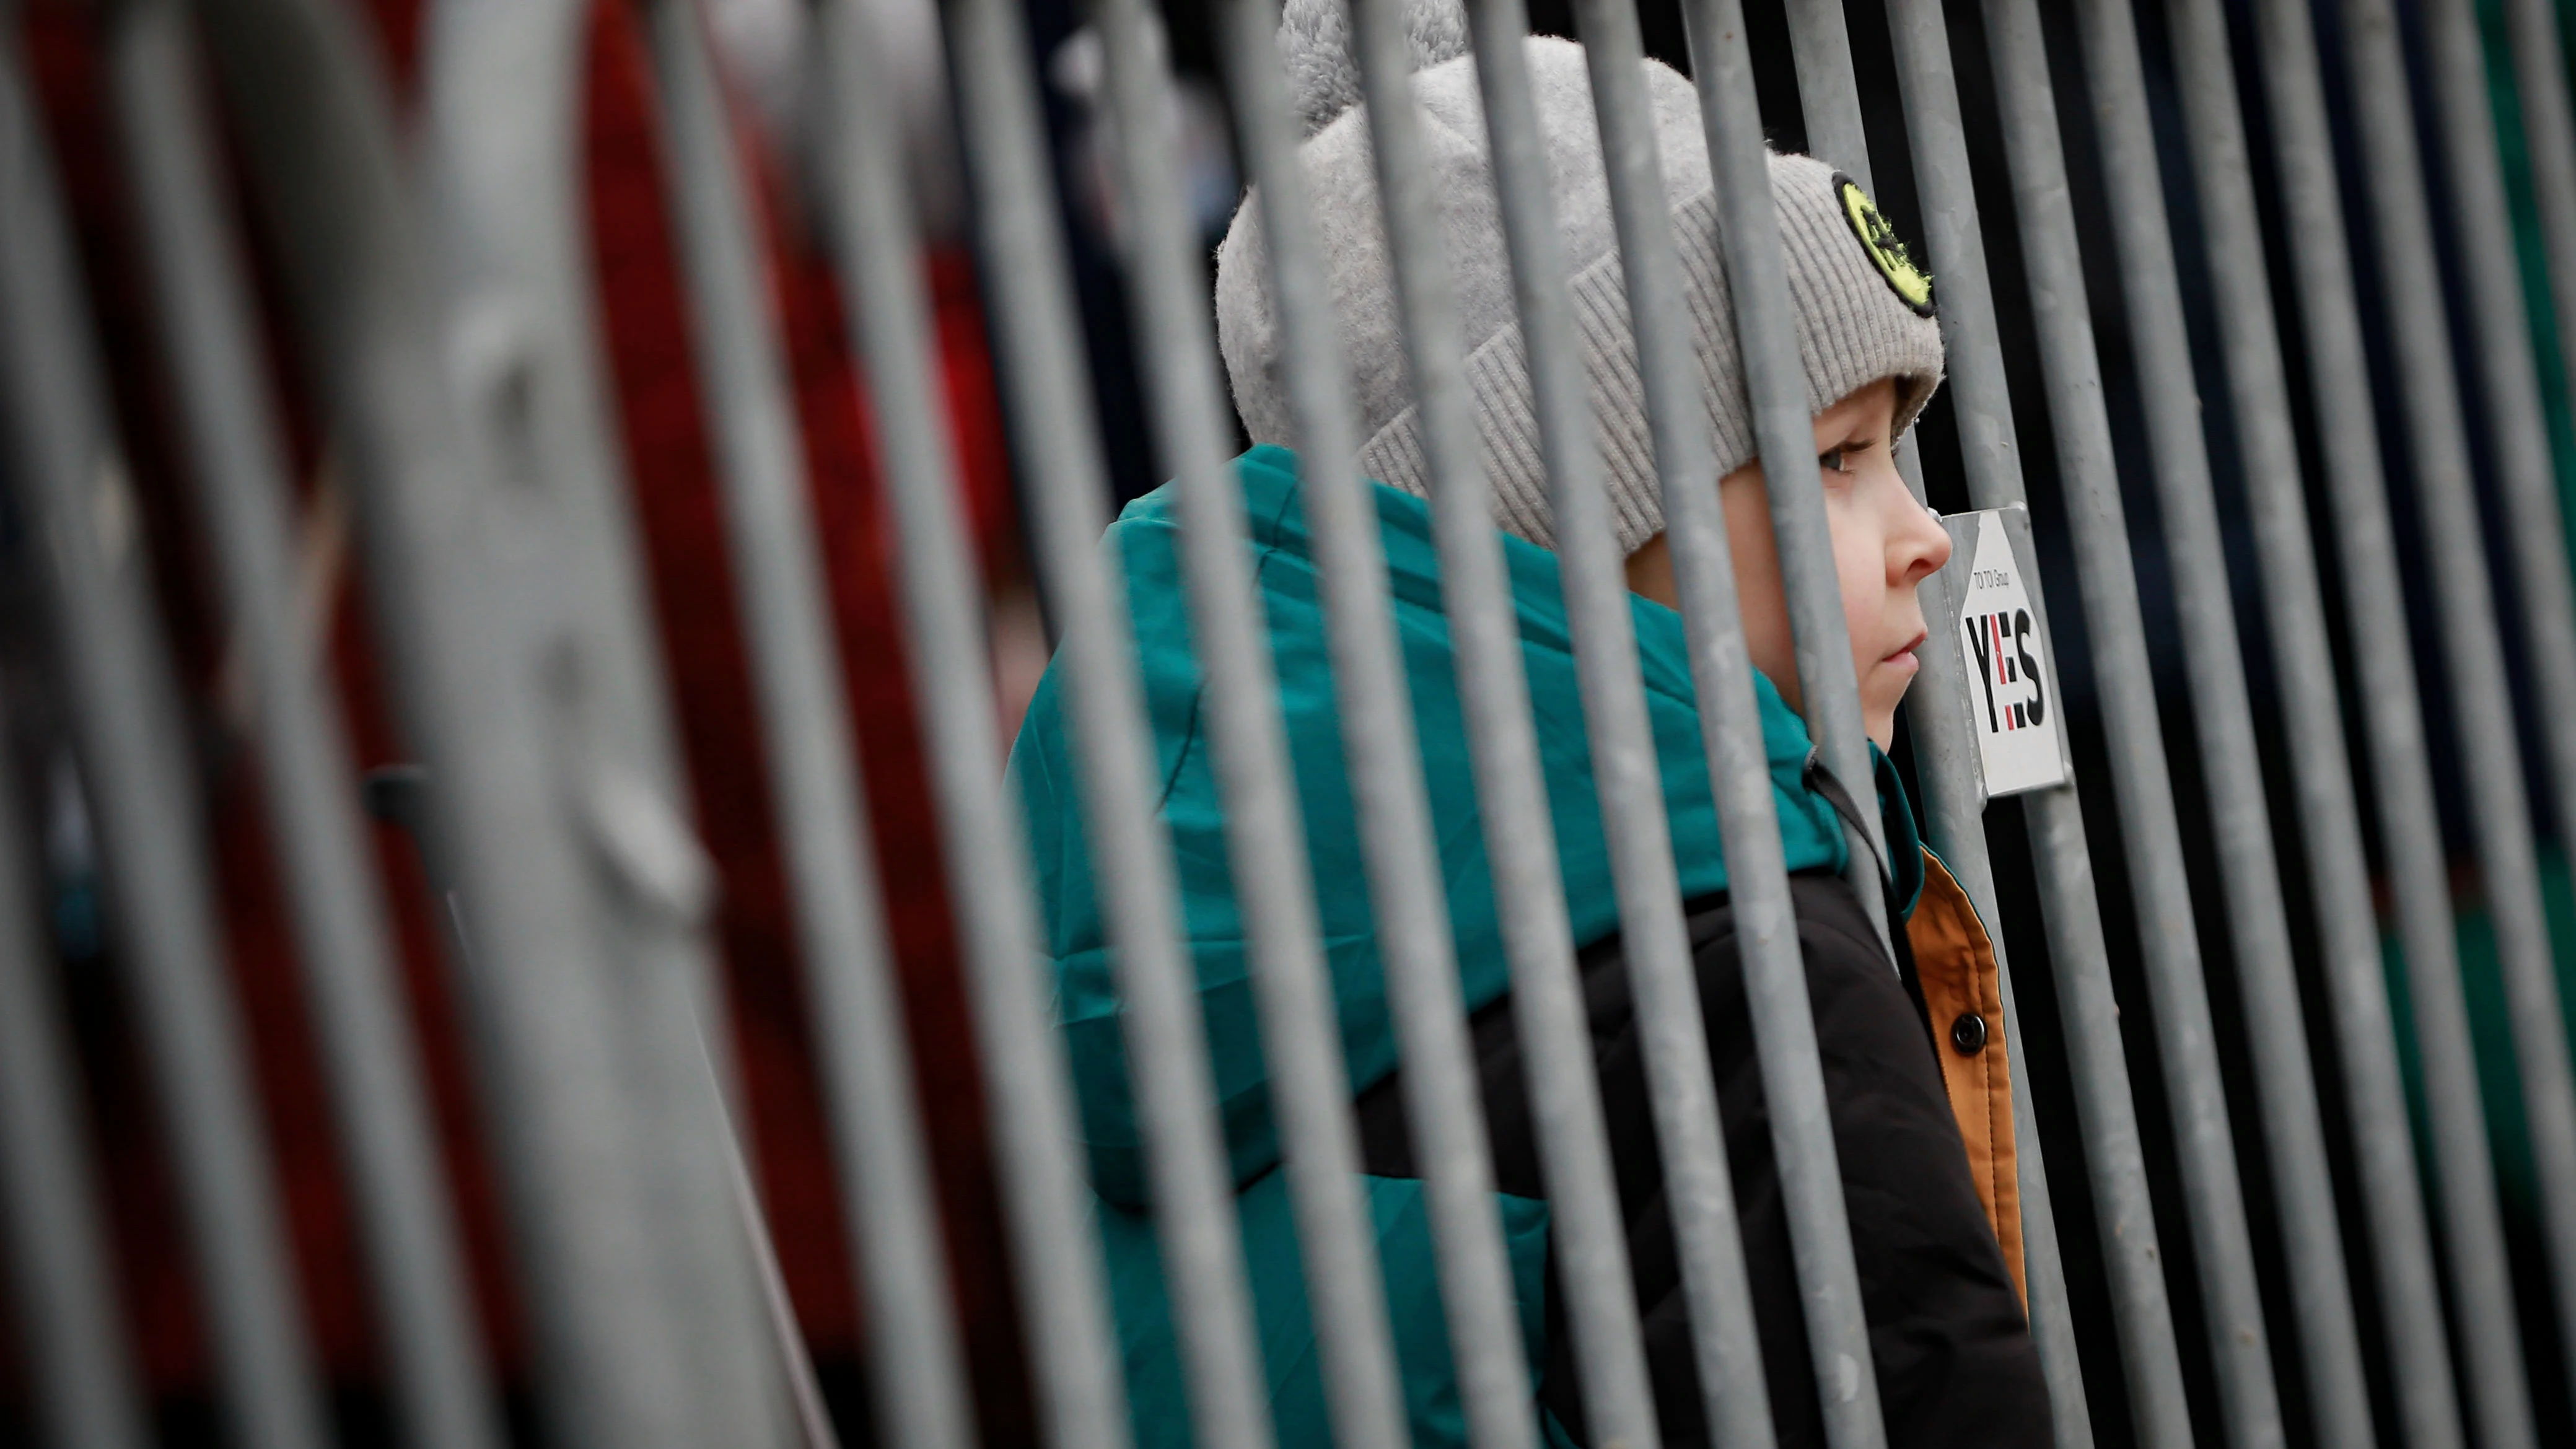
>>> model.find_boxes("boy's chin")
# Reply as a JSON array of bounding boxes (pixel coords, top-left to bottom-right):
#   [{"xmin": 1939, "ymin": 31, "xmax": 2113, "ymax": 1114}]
[{"xmin": 1861, "ymin": 680, "xmax": 1913, "ymax": 751}]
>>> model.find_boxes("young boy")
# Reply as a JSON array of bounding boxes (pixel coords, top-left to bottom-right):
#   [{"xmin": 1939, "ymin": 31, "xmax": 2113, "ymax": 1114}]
[{"xmin": 1009, "ymin": 2, "xmax": 2050, "ymax": 1444}]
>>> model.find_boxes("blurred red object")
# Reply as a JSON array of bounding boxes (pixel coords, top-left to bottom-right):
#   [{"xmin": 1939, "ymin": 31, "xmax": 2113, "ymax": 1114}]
[
  {"xmin": 8, "ymin": 0, "xmax": 1035, "ymax": 1438},
  {"xmin": 582, "ymin": 4, "xmax": 1035, "ymax": 1438}
]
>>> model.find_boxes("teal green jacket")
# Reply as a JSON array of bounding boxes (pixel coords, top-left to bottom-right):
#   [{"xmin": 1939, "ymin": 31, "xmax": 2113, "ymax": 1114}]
[{"xmin": 1007, "ymin": 445, "xmax": 1912, "ymax": 1445}]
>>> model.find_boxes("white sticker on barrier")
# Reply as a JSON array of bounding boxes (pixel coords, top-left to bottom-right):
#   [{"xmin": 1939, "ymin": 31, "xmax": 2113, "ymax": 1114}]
[{"xmin": 1948, "ymin": 509, "xmax": 2067, "ymax": 797}]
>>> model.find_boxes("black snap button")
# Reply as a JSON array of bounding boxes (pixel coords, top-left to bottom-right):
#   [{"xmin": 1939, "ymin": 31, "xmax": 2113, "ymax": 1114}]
[{"xmin": 1949, "ymin": 1012, "xmax": 1989, "ymax": 1056}]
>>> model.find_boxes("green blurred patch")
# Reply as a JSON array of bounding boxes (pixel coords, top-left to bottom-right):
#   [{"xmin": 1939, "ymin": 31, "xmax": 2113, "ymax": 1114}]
[
  {"xmin": 2381, "ymin": 849, "xmax": 2576, "ymax": 1214},
  {"xmin": 2478, "ymin": 0, "xmax": 2576, "ymax": 562}
]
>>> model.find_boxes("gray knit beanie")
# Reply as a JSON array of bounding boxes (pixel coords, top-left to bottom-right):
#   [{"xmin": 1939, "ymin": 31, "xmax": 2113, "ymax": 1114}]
[{"xmin": 1214, "ymin": 0, "xmax": 1947, "ymax": 555}]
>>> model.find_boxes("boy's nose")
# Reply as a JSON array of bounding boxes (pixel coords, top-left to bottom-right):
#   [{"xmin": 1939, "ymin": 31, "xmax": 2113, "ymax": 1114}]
[{"xmin": 1893, "ymin": 492, "xmax": 1953, "ymax": 582}]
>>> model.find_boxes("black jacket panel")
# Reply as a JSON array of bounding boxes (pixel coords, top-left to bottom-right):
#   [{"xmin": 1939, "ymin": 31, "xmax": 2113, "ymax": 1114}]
[{"xmin": 1352, "ymin": 869, "xmax": 2051, "ymax": 1449}]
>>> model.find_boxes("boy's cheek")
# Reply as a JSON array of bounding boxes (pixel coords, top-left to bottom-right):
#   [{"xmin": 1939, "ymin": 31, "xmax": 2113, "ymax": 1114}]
[{"xmin": 1836, "ymin": 535, "xmax": 1891, "ymax": 639}]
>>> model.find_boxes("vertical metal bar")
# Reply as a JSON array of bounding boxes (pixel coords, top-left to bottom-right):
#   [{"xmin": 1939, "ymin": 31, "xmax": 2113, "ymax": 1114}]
[
  {"xmin": 2505, "ymin": 0, "xmax": 2576, "ymax": 526},
  {"xmin": 1782, "ymin": 12, "xmax": 1979, "ymax": 1051},
  {"xmin": 948, "ymin": 0, "xmax": 1277, "ymax": 1441},
  {"xmin": 0, "ymin": 18, "xmax": 330, "ymax": 1449},
  {"xmin": 0, "ymin": 751, "xmax": 149, "ymax": 1449},
  {"xmin": 626, "ymin": 1, "xmax": 979, "ymax": 1444},
  {"xmin": 1780, "ymin": 0, "xmax": 1873, "ymax": 185},
  {"xmin": 2344, "ymin": 0, "xmax": 2576, "ymax": 1409},
  {"xmin": 1261, "ymin": 0, "xmax": 1654, "ymax": 1440},
  {"xmin": 1882, "ymin": 0, "xmax": 2015, "ymax": 508},
  {"xmin": 1768, "ymin": 20, "xmax": 2093, "ymax": 1438},
  {"xmin": 188, "ymin": 0, "xmax": 719, "ymax": 1438},
  {"xmin": 703, "ymin": 1040, "xmax": 843, "ymax": 1449},
  {"xmin": 423, "ymin": 2, "xmax": 800, "ymax": 1439},
  {"xmin": 949, "ymin": 0, "xmax": 1283, "ymax": 1440},
  {"xmin": 2242, "ymin": 1, "xmax": 2538, "ymax": 1443},
  {"xmin": 1899, "ymin": 642, "xmax": 2100, "ymax": 1449},
  {"xmin": 1886, "ymin": 473, "xmax": 2098, "ymax": 1447},
  {"xmin": 835, "ymin": 6, "xmax": 1138, "ymax": 1441},
  {"xmin": 1877, "ymin": 509, "xmax": 2096, "ymax": 1449},
  {"xmin": 2155, "ymin": 1, "xmax": 2470, "ymax": 1444},
  {"xmin": 1911, "ymin": 2, "xmax": 2201, "ymax": 1443},
  {"xmin": 2070, "ymin": 0, "xmax": 2363, "ymax": 1442},
  {"xmin": 1320, "ymin": 0, "xmax": 1648, "ymax": 1439},
  {"xmin": 1217, "ymin": 2, "xmax": 1657, "ymax": 1443},
  {"xmin": 1079, "ymin": 6, "xmax": 1371, "ymax": 1443},
  {"xmin": 626, "ymin": 0, "xmax": 945, "ymax": 1438},
  {"xmin": 2012, "ymin": 16, "xmax": 2292, "ymax": 1445},
  {"xmin": 1787, "ymin": 0, "xmax": 1988, "ymax": 913},
  {"xmin": 102, "ymin": 6, "xmax": 504, "ymax": 1448},
  {"xmin": 2435, "ymin": 0, "xmax": 2576, "ymax": 955},
  {"xmin": 1470, "ymin": 0, "xmax": 1800, "ymax": 1439},
  {"xmin": 1917, "ymin": 665, "xmax": 2103, "ymax": 1449},
  {"xmin": 1592, "ymin": 1, "xmax": 1892, "ymax": 1442},
  {"xmin": 1085, "ymin": 2, "xmax": 1455, "ymax": 1447},
  {"xmin": 1657, "ymin": 24, "xmax": 1895, "ymax": 968},
  {"xmin": 2414, "ymin": 0, "xmax": 2576, "ymax": 1386}
]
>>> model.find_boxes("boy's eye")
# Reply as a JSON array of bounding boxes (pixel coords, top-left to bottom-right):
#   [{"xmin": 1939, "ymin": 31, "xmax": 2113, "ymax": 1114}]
[{"xmin": 1819, "ymin": 447, "xmax": 1851, "ymax": 475}]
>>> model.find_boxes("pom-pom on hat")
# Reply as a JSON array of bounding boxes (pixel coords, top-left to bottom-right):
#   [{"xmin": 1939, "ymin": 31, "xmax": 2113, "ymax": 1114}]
[{"xmin": 1216, "ymin": 0, "xmax": 1946, "ymax": 555}]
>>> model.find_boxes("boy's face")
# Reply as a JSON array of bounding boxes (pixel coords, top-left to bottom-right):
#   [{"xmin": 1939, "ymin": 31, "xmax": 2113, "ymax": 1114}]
[{"xmin": 1625, "ymin": 377, "xmax": 1952, "ymax": 748}]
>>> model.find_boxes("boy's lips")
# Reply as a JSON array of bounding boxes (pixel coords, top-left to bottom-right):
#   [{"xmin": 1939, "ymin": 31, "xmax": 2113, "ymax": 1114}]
[{"xmin": 1882, "ymin": 629, "xmax": 1927, "ymax": 665}]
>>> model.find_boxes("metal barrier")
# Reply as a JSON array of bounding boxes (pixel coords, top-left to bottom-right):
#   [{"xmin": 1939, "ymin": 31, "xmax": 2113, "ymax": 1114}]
[{"xmin": 5, "ymin": 0, "xmax": 2576, "ymax": 1445}]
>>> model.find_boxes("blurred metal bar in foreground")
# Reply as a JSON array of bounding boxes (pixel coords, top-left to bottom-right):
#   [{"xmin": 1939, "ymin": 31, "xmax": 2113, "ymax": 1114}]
[
  {"xmin": 634, "ymin": 0, "xmax": 976, "ymax": 1443},
  {"xmin": 0, "ymin": 718, "xmax": 149, "ymax": 1449},
  {"xmin": 405, "ymin": 3, "xmax": 807, "ymax": 1440},
  {"xmin": 423, "ymin": 0, "xmax": 800, "ymax": 1434},
  {"xmin": 2158, "ymin": 0, "xmax": 2467, "ymax": 1443},
  {"xmin": 819, "ymin": 2, "xmax": 1133, "ymax": 1449},
  {"xmin": 190, "ymin": 0, "xmax": 728, "ymax": 1436},
  {"xmin": 0, "ymin": 18, "xmax": 328, "ymax": 1449},
  {"xmin": 104, "ymin": 4, "xmax": 502, "ymax": 1447}
]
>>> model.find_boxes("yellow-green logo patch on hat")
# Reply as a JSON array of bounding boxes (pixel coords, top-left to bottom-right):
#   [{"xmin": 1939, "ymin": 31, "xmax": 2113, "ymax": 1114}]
[{"xmin": 1835, "ymin": 172, "xmax": 1936, "ymax": 317}]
